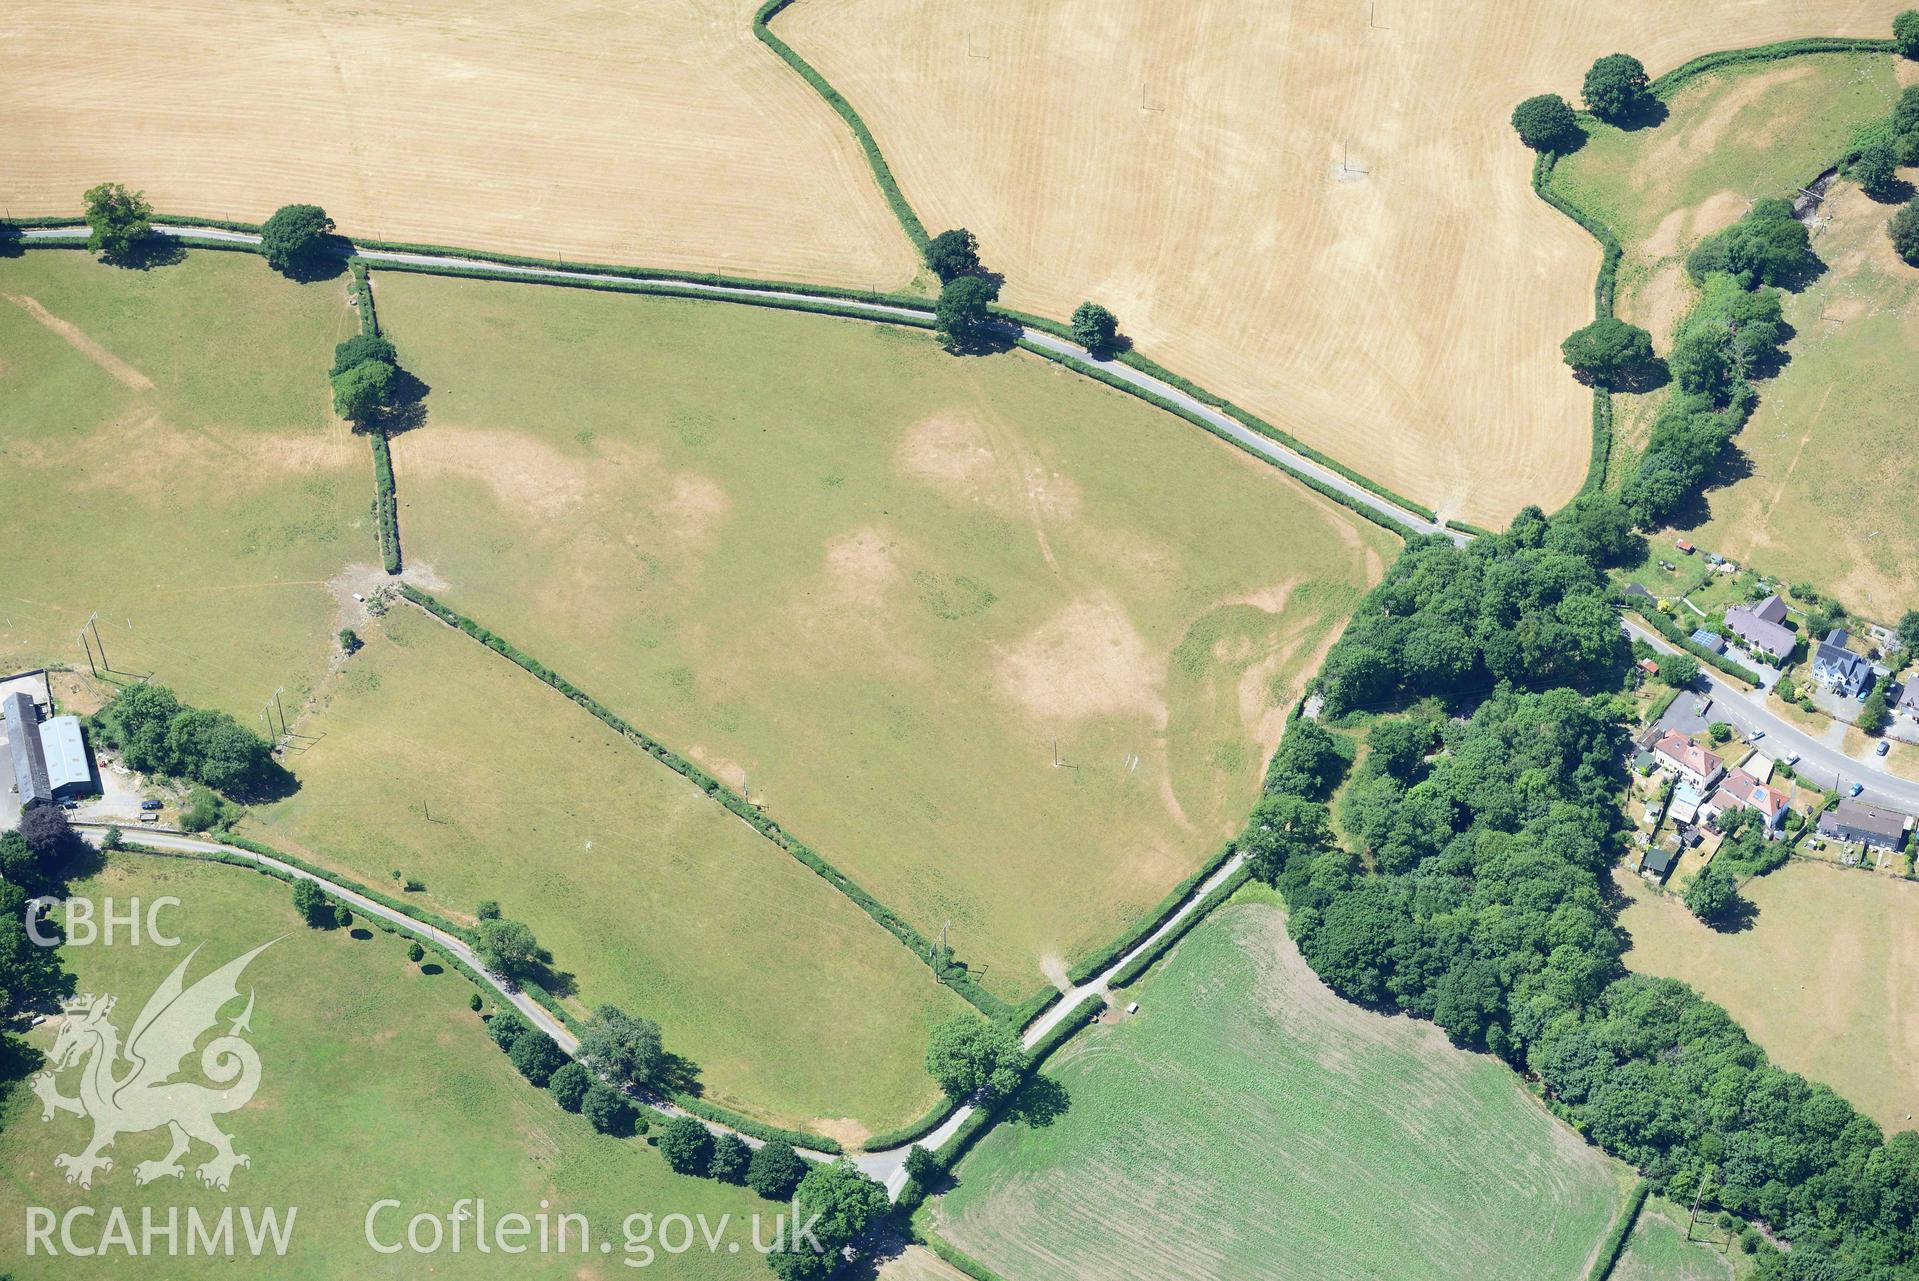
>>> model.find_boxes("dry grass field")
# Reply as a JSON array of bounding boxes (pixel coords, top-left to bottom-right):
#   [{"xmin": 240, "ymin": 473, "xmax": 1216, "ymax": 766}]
[
  {"xmin": 0, "ymin": 248, "xmax": 367, "ymax": 720},
  {"xmin": 1672, "ymin": 173, "xmax": 1919, "ymax": 619},
  {"xmin": 1552, "ymin": 46, "xmax": 1919, "ymax": 617},
  {"xmin": 1616, "ymin": 862, "xmax": 1919, "ymax": 1133},
  {"xmin": 254, "ymin": 604, "xmax": 963, "ymax": 1138},
  {"xmin": 781, "ymin": 0, "xmax": 1908, "ymax": 526},
  {"xmin": 374, "ymin": 270, "xmax": 1392, "ymax": 1006},
  {"xmin": 1548, "ymin": 52, "xmax": 1919, "ymax": 611},
  {"xmin": 0, "ymin": 0, "xmax": 916, "ymax": 288},
  {"xmin": 931, "ymin": 895, "xmax": 1626, "ymax": 1281}
]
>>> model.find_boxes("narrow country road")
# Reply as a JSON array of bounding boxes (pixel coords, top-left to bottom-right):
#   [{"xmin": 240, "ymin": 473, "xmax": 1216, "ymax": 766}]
[
  {"xmin": 20, "ymin": 224, "xmax": 1457, "ymax": 543},
  {"xmin": 1624, "ymin": 616, "xmax": 1919, "ymax": 813},
  {"xmin": 76, "ymin": 825, "xmax": 1243, "ymax": 1199}
]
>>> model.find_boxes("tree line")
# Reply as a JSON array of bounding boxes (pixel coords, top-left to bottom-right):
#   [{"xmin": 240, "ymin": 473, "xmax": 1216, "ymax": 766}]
[{"xmin": 1248, "ymin": 511, "xmax": 1919, "ymax": 1280}]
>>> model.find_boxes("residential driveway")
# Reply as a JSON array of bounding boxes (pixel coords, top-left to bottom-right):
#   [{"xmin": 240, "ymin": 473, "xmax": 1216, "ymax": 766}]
[{"xmin": 1626, "ymin": 616, "xmax": 1919, "ymax": 815}]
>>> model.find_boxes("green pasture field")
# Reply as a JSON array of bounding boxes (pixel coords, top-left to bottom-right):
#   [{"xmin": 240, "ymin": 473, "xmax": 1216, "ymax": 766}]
[
  {"xmin": 1612, "ymin": 1196, "xmax": 1748, "ymax": 1281},
  {"xmin": 0, "ymin": 249, "xmax": 371, "ymax": 720},
  {"xmin": 1645, "ymin": 176, "xmax": 1919, "ymax": 619},
  {"xmin": 251, "ymin": 603, "xmax": 962, "ymax": 1139},
  {"xmin": 373, "ymin": 270, "xmax": 1392, "ymax": 1005},
  {"xmin": 1549, "ymin": 53, "xmax": 1919, "ymax": 616},
  {"xmin": 927, "ymin": 896, "xmax": 1626, "ymax": 1281},
  {"xmin": 1616, "ymin": 861, "xmax": 1919, "ymax": 1132},
  {"xmin": 0, "ymin": 856, "xmax": 769, "ymax": 1279},
  {"xmin": 1551, "ymin": 54, "xmax": 1905, "ymax": 254}
]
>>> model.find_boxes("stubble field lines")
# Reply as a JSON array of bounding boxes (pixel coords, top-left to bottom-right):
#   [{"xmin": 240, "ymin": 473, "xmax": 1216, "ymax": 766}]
[
  {"xmin": 0, "ymin": 0, "xmax": 917, "ymax": 289},
  {"xmin": 779, "ymin": 0, "xmax": 1908, "ymax": 526}
]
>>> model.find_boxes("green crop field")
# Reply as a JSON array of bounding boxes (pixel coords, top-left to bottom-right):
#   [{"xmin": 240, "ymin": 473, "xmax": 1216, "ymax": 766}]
[
  {"xmin": 926, "ymin": 895, "xmax": 1626, "ymax": 1281},
  {"xmin": 1616, "ymin": 862, "xmax": 1919, "ymax": 1132},
  {"xmin": 374, "ymin": 270, "xmax": 1393, "ymax": 1005},
  {"xmin": 251, "ymin": 602, "xmax": 963, "ymax": 1139},
  {"xmin": 1613, "ymin": 1198, "xmax": 1745, "ymax": 1281},
  {"xmin": 0, "ymin": 856, "xmax": 770, "ymax": 1279},
  {"xmin": 1549, "ymin": 53, "xmax": 1919, "ymax": 615},
  {"xmin": 0, "ymin": 249, "xmax": 374, "ymax": 720}
]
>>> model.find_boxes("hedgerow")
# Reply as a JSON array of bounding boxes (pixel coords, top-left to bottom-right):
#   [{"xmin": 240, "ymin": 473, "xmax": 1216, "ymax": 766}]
[
  {"xmin": 1000, "ymin": 306, "xmax": 1439, "ymax": 522},
  {"xmin": 345, "ymin": 264, "xmax": 403, "ymax": 572},
  {"xmin": 1017, "ymin": 342, "xmax": 1417, "ymax": 540},
  {"xmin": 753, "ymin": 0, "xmax": 930, "ymax": 253},
  {"xmin": 669, "ymin": 1094, "xmax": 842, "ymax": 1155},
  {"xmin": 396, "ymin": 586, "xmax": 1009, "ymax": 1020},
  {"xmin": 1064, "ymin": 841, "xmax": 1238, "ymax": 985},
  {"xmin": 361, "ymin": 257, "xmax": 938, "ymax": 329},
  {"xmin": 861, "ymin": 1099, "xmax": 960, "ymax": 1153},
  {"xmin": 1622, "ymin": 605, "xmax": 1764, "ymax": 685},
  {"xmin": 1107, "ymin": 863, "xmax": 1254, "ymax": 989},
  {"xmin": 1585, "ymin": 1181, "xmax": 1650, "ymax": 1281}
]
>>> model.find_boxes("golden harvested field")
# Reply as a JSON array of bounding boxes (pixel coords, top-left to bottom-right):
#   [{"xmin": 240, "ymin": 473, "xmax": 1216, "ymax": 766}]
[
  {"xmin": 0, "ymin": 0, "xmax": 916, "ymax": 288},
  {"xmin": 781, "ymin": 0, "xmax": 1908, "ymax": 526},
  {"xmin": 1616, "ymin": 862, "xmax": 1919, "ymax": 1133}
]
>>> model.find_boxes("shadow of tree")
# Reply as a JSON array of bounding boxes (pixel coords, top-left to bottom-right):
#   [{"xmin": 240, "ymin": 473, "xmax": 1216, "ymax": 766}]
[
  {"xmin": 104, "ymin": 234, "xmax": 187, "ymax": 272},
  {"xmin": 1005, "ymin": 1074, "xmax": 1071, "ymax": 1128}
]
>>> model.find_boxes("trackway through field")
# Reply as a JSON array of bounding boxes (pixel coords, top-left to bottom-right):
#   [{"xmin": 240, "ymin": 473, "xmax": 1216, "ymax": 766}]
[
  {"xmin": 73, "ymin": 827, "xmax": 1243, "ymax": 1200},
  {"xmin": 16, "ymin": 224, "xmax": 1455, "ymax": 543}
]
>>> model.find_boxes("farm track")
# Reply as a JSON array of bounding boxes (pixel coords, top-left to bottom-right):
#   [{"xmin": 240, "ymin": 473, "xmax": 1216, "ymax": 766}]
[
  {"xmin": 18, "ymin": 224, "xmax": 1455, "ymax": 543},
  {"xmin": 76, "ymin": 826, "xmax": 1243, "ymax": 1199}
]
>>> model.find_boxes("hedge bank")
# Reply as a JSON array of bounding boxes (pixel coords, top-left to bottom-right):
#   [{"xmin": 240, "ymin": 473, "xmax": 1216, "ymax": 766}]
[
  {"xmin": 1064, "ymin": 842, "xmax": 1237, "ymax": 985},
  {"xmin": 1018, "ymin": 340, "xmax": 1417, "ymax": 540},
  {"xmin": 1002, "ymin": 307, "xmax": 1439, "ymax": 522},
  {"xmin": 396, "ymin": 585, "xmax": 1010, "ymax": 1021},
  {"xmin": 1108, "ymin": 862, "xmax": 1254, "ymax": 988},
  {"xmin": 1585, "ymin": 1181, "xmax": 1651, "ymax": 1281},
  {"xmin": 670, "ymin": 1094, "xmax": 841, "ymax": 1155},
  {"xmin": 753, "ymin": 0, "xmax": 930, "ymax": 253}
]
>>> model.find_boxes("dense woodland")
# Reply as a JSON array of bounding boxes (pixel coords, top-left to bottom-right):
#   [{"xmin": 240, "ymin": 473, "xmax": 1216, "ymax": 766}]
[{"xmin": 1251, "ymin": 514, "xmax": 1919, "ymax": 1280}]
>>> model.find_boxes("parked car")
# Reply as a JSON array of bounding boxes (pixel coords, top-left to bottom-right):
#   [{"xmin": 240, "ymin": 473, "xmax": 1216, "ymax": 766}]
[
  {"xmin": 1785, "ymin": 751, "xmax": 1801, "ymax": 765},
  {"xmin": 1877, "ymin": 741, "xmax": 1891, "ymax": 757},
  {"xmin": 139, "ymin": 798, "xmax": 163, "ymax": 811},
  {"xmin": 1850, "ymin": 782, "xmax": 1865, "ymax": 797},
  {"xmin": 1748, "ymin": 730, "xmax": 1765, "ymax": 742}
]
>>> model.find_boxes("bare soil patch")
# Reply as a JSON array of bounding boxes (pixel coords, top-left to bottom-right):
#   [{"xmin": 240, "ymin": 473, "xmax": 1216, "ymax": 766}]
[{"xmin": 996, "ymin": 595, "xmax": 1161, "ymax": 724}]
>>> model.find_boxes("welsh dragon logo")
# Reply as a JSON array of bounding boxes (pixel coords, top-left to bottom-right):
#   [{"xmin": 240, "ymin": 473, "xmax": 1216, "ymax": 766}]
[{"xmin": 31, "ymin": 941, "xmax": 275, "ymax": 1191}]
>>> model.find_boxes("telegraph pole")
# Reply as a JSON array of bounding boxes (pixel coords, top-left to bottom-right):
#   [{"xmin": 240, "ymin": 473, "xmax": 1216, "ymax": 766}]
[{"xmin": 86, "ymin": 611, "xmax": 108, "ymax": 671}]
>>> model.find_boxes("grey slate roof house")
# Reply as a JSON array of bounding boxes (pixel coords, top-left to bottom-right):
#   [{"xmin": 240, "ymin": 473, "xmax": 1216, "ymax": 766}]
[
  {"xmin": 1811, "ymin": 629, "xmax": 1873, "ymax": 698},
  {"xmin": 1897, "ymin": 680, "xmax": 1919, "ymax": 721},
  {"xmin": 1817, "ymin": 798, "xmax": 1912, "ymax": 850},
  {"xmin": 3, "ymin": 691, "xmax": 51, "ymax": 808},
  {"xmin": 1724, "ymin": 595, "xmax": 1796, "ymax": 661}
]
